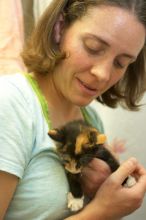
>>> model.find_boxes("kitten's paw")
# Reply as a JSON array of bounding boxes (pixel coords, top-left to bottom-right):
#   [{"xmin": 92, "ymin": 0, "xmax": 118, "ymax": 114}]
[
  {"xmin": 67, "ymin": 192, "xmax": 84, "ymax": 211},
  {"xmin": 124, "ymin": 176, "xmax": 136, "ymax": 188}
]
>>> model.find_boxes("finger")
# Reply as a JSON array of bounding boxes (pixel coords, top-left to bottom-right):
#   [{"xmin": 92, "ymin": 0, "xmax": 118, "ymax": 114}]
[
  {"xmin": 128, "ymin": 174, "xmax": 146, "ymax": 199},
  {"xmin": 87, "ymin": 158, "xmax": 111, "ymax": 174},
  {"xmin": 134, "ymin": 163, "xmax": 146, "ymax": 176},
  {"xmin": 110, "ymin": 157, "xmax": 138, "ymax": 185},
  {"xmin": 131, "ymin": 163, "xmax": 146, "ymax": 181},
  {"xmin": 136, "ymin": 174, "xmax": 146, "ymax": 193}
]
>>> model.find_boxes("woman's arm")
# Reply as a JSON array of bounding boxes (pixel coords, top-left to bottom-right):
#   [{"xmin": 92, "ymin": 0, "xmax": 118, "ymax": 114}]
[
  {"xmin": 80, "ymin": 158, "xmax": 111, "ymax": 198},
  {"xmin": 65, "ymin": 158, "xmax": 146, "ymax": 220},
  {"xmin": 0, "ymin": 171, "xmax": 19, "ymax": 220}
]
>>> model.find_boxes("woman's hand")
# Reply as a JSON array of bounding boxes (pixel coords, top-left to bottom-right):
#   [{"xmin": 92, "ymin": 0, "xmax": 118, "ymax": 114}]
[
  {"xmin": 80, "ymin": 158, "xmax": 111, "ymax": 198},
  {"xmin": 66, "ymin": 158, "xmax": 146, "ymax": 220},
  {"xmin": 80, "ymin": 140, "xmax": 124, "ymax": 198},
  {"xmin": 86, "ymin": 157, "xmax": 146, "ymax": 219}
]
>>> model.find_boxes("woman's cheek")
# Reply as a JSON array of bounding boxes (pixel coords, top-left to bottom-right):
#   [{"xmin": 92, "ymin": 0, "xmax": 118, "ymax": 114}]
[{"xmin": 71, "ymin": 52, "xmax": 92, "ymax": 70}]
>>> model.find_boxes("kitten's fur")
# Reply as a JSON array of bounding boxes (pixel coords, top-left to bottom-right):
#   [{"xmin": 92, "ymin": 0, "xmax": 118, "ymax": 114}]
[{"xmin": 48, "ymin": 120, "xmax": 133, "ymax": 211}]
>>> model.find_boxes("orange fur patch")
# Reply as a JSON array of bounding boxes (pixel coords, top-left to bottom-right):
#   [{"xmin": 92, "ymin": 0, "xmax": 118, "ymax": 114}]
[{"xmin": 75, "ymin": 128, "xmax": 106, "ymax": 155}]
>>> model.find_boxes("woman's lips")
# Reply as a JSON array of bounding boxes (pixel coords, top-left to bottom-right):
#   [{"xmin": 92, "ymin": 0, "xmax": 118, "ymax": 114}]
[
  {"xmin": 76, "ymin": 78, "xmax": 98, "ymax": 96},
  {"xmin": 82, "ymin": 81, "xmax": 97, "ymax": 91}
]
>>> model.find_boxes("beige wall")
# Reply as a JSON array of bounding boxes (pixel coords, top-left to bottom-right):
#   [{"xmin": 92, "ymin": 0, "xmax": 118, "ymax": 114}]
[{"xmin": 21, "ymin": 0, "xmax": 34, "ymax": 40}]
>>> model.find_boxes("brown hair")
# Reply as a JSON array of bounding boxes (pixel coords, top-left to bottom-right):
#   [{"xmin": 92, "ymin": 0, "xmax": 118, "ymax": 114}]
[{"xmin": 22, "ymin": 0, "xmax": 146, "ymax": 110}]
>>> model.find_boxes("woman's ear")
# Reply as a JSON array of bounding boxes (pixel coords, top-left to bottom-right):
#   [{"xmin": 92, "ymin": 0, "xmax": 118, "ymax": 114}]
[{"xmin": 53, "ymin": 14, "xmax": 65, "ymax": 44}]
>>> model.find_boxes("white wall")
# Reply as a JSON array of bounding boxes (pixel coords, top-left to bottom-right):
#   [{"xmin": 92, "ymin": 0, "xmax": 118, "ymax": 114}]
[{"xmin": 91, "ymin": 94, "xmax": 146, "ymax": 220}]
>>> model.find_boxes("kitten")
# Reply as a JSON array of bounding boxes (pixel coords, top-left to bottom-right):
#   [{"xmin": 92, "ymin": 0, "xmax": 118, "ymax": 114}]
[{"xmin": 48, "ymin": 120, "xmax": 135, "ymax": 211}]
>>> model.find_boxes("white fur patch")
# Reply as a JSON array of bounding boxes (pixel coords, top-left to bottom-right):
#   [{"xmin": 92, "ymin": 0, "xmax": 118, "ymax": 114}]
[
  {"xmin": 67, "ymin": 192, "xmax": 84, "ymax": 211},
  {"xmin": 124, "ymin": 176, "xmax": 136, "ymax": 188}
]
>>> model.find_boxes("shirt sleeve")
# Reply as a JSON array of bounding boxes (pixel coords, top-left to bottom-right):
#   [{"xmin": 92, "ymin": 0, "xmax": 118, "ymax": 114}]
[{"xmin": 0, "ymin": 78, "xmax": 34, "ymax": 178}]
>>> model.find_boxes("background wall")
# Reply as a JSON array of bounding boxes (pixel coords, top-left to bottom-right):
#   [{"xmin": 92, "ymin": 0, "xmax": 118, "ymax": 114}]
[{"xmin": 91, "ymin": 94, "xmax": 146, "ymax": 220}]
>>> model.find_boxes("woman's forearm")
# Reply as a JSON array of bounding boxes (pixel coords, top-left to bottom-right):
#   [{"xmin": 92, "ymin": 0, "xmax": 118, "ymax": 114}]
[
  {"xmin": 64, "ymin": 203, "xmax": 112, "ymax": 220},
  {"xmin": 64, "ymin": 203, "xmax": 122, "ymax": 220}
]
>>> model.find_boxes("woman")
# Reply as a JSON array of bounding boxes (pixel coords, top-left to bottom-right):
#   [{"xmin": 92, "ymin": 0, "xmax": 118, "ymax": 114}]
[{"xmin": 0, "ymin": 0, "xmax": 146, "ymax": 219}]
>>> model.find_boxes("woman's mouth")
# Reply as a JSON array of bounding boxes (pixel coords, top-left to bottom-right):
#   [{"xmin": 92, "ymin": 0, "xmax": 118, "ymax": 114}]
[{"xmin": 76, "ymin": 78, "xmax": 98, "ymax": 96}]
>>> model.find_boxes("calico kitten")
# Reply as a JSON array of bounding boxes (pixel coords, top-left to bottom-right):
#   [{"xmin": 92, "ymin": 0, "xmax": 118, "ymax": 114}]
[{"xmin": 48, "ymin": 120, "xmax": 134, "ymax": 211}]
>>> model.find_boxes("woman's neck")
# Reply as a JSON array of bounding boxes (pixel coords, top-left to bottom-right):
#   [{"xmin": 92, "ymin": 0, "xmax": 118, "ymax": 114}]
[{"xmin": 33, "ymin": 73, "xmax": 83, "ymax": 128}]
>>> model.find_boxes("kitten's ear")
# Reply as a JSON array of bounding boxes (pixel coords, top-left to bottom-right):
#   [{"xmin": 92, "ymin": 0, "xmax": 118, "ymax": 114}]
[
  {"xmin": 96, "ymin": 134, "xmax": 107, "ymax": 144},
  {"xmin": 48, "ymin": 129, "xmax": 64, "ymax": 142}
]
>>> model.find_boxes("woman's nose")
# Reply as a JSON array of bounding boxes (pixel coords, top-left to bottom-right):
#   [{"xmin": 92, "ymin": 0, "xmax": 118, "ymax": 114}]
[{"xmin": 90, "ymin": 60, "xmax": 112, "ymax": 83}]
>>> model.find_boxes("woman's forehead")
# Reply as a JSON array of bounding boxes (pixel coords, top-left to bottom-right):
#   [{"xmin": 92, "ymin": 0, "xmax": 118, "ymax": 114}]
[{"xmin": 67, "ymin": 5, "xmax": 145, "ymax": 55}]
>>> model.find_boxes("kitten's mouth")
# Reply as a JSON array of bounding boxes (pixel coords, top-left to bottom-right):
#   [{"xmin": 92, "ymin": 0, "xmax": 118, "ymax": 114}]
[
  {"xmin": 65, "ymin": 166, "xmax": 81, "ymax": 174},
  {"xmin": 64, "ymin": 159, "xmax": 82, "ymax": 174}
]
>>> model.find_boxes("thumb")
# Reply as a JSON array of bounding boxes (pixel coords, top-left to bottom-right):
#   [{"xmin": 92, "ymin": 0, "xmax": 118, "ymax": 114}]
[{"xmin": 110, "ymin": 157, "xmax": 138, "ymax": 185}]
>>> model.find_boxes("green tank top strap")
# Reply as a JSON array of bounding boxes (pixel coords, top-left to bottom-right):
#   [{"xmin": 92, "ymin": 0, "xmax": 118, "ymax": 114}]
[
  {"xmin": 23, "ymin": 73, "xmax": 102, "ymax": 131},
  {"xmin": 24, "ymin": 73, "xmax": 52, "ymax": 129}
]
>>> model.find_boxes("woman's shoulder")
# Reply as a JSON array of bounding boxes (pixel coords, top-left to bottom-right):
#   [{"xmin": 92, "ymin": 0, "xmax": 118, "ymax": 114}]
[
  {"xmin": 0, "ymin": 73, "xmax": 32, "ymax": 99},
  {"xmin": 0, "ymin": 73, "xmax": 39, "ymax": 113}
]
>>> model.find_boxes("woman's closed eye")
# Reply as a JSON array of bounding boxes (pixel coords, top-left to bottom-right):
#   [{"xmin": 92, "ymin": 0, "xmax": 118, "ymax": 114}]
[
  {"xmin": 114, "ymin": 58, "xmax": 133, "ymax": 69},
  {"xmin": 114, "ymin": 60, "xmax": 126, "ymax": 69},
  {"xmin": 83, "ymin": 37, "xmax": 104, "ymax": 55},
  {"xmin": 85, "ymin": 46, "xmax": 104, "ymax": 55}
]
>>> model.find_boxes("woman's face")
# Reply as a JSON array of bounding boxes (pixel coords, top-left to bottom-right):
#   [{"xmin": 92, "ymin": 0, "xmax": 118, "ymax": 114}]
[{"xmin": 53, "ymin": 5, "xmax": 145, "ymax": 107}]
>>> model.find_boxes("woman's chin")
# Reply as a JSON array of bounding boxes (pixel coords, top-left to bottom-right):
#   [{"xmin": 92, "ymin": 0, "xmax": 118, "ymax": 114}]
[{"xmin": 73, "ymin": 98, "xmax": 93, "ymax": 107}]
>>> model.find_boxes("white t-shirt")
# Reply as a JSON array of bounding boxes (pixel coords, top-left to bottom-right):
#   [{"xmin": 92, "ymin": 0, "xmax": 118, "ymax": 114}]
[{"xmin": 0, "ymin": 73, "xmax": 104, "ymax": 220}]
